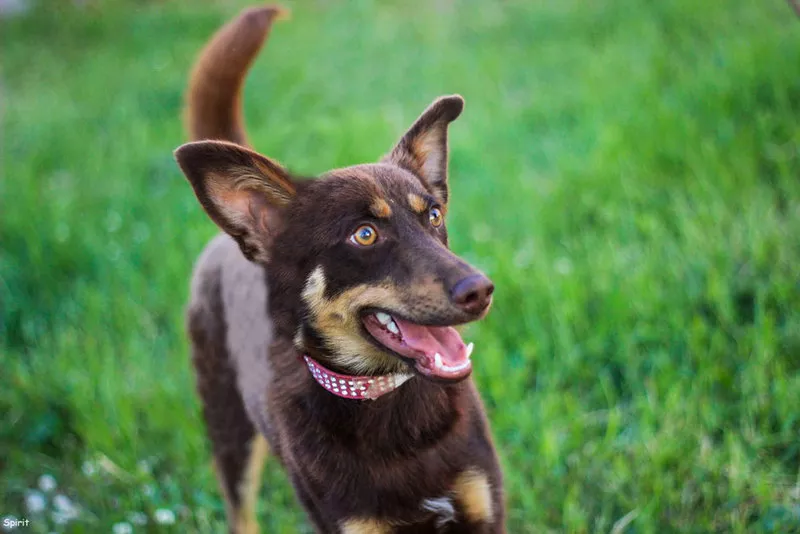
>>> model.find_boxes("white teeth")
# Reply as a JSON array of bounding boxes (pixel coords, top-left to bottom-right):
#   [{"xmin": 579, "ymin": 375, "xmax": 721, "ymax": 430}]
[
  {"xmin": 386, "ymin": 320, "xmax": 399, "ymax": 335},
  {"xmin": 433, "ymin": 353, "xmax": 471, "ymax": 373},
  {"xmin": 466, "ymin": 342, "xmax": 474, "ymax": 358},
  {"xmin": 443, "ymin": 360, "xmax": 470, "ymax": 372},
  {"xmin": 376, "ymin": 312, "xmax": 392, "ymax": 325}
]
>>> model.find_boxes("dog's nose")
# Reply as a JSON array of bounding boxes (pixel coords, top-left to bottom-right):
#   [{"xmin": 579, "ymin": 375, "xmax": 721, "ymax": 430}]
[{"xmin": 450, "ymin": 274, "xmax": 494, "ymax": 314}]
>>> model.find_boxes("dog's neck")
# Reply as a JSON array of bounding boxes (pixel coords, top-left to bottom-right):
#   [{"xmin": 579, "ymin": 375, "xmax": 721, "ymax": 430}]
[
  {"xmin": 301, "ymin": 365, "xmax": 466, "ymax": 455},
  {"xmin": 271, "ymin": 338, "xmax": 467, "ymax": 454},
  {"xmin": 301, "ymin": 354, "xmax": 414, "ymax": 400}
]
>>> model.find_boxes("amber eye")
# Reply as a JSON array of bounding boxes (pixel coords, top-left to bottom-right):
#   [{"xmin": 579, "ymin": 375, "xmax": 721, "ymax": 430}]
[
  {"xmin": 429, "ymin": 206, "xmax": 444, "ymax": 227},
  {"xmin": 351, "ymin": 224, "xmax": 378, "ymax": 246}
]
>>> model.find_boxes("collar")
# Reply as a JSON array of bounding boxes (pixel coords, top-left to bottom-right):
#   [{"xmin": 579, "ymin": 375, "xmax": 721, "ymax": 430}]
[{"xmin": 302, "ymin": 355, "xmax": 414, "ymax": 400}]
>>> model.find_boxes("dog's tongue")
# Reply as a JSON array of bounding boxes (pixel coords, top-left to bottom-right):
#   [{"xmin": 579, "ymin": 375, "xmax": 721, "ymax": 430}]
[
  {"xmin": 392, "ymin": 317, "xmax": 471, "ymax": 377},
  {"xmin": 362, "ymin": 313, "xmax": 474, "ymax": 379},
  {"xmin": 396, "ymin": 320, "xmax": 463, "ymax": 361}
]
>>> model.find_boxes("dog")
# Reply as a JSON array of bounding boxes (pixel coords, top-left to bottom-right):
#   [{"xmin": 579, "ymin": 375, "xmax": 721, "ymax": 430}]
[{"xmin": 174, "ymin": 5, "xmax": 505, "ymax": 533}]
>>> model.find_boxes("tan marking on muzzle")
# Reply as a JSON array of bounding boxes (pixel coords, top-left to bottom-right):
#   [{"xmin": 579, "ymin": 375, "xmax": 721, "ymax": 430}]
[{"xmin": 302, "ymin": 266, "xmax": 412, "ymax": 374}]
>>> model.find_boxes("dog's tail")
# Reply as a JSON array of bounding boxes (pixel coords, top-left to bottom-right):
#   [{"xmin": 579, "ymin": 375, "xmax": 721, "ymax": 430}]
[{"xmin": 184, "ymin": 5, "xmax": 287, "ymax": 146}]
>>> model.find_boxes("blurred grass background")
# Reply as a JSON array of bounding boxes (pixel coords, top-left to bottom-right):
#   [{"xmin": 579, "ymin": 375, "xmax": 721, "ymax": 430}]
[{"xmin": 2, "ymin": 0, "xmax": 800, "ymax": 532}]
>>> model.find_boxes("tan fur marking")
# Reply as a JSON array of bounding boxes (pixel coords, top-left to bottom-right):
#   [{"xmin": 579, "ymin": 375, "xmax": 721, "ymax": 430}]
[
  {"xmin": 407, "ymin": 193, "xmax": 427, "ymax": 214},
  {"xmin": 453, "ymin": 469, "xmax": 494, "ymax": 523},
  {"xmin": 302, "ymin": 266, "xmax": 402, "ymax": 373},
  {"xmin": 301, "ymin": 265, "xmax": 460, "ymax": 375},
  {"xmin": 370, "ymin": 197, "xmax": 392, "ymax": 218},
  {"xmin": 235, "ymin": 435, "xmax": 270, "ymax": 534},
  {"xmin": 340, "ymin": 518, "xmax": 393, "ymax": 534}
]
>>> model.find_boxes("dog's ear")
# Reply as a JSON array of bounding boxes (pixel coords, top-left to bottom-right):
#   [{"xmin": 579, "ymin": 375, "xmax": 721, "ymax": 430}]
[
  {"xmin": 384, "ymin": 95, "xmax": 464, "ymax": 205},
  {"xmin": 174, "ymin": 140, "xmax": 295, "ymax": 263}
]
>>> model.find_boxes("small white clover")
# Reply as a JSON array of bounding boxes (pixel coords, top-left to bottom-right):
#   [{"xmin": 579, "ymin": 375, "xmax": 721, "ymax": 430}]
[
  {"xmin": 25, "ymin": 489, "xmax": 47, "ymax": 514},
  {"xmin": 51, "ymin": 511, "xmax": 71, "ymax": 525},
  {"xmin": 38, "ymin": 474, "xmax": 57, "ymax": 492},
  {"xmin": 127, "ymin": 512, "xmax": 147, "ymax": 526},
  {"xmin": 141, "ymin": 484, "xmax": 155, "ymax": 498},
  {"xmin": 153, "ymin": 508, "xmax": 175, "ymax": 525},
  {"xmin": 112, "ymin": 522, "xmax": 134, "ymax": 534},
  {"xmin": 55, "ymin": 495, "xmax": 80, "ymax": 518},
  {"xmin": 82, "ymin": 460, "xmax": 97, "ymax": 477}
]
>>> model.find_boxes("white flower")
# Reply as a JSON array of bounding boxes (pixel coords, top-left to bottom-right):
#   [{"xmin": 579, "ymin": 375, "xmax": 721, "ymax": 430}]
[
  {"xmin": 51, "ymin": 511, "xmax": 72, "ymax": 525},
  {"xmin": 82, "ymin": 460, "xmax": 97, "ymax": 477},
  {"xmin": 54, "ymin": 494, "xmax": 77, "ymax": 514},
  {"xmin": 127, "ymin": 512, "xmax": 147, "ymax": 526},
  {"xmin": 153, "ymin": 508, "xmax": 176, "ymax": 525},
  {"xmin": 38, "ymin": 474, "xmax": 57, "ymax": 492},
  {"xmin": 141, "ymin": 484, "xmax": 155, "ymax": 498},
  {"xmin": 25, "ymin": 490, "xmax": 47, "ymax": 514},
  {"xmin": 112, "ymin": 522, "xmax": 133, "ymax": 534}
]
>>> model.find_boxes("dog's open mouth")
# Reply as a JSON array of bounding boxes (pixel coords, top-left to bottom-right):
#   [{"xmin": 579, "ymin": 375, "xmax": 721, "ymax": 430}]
[{"xmin": 362, "ymin": 312, "xmax": 474, "ymax": 380}]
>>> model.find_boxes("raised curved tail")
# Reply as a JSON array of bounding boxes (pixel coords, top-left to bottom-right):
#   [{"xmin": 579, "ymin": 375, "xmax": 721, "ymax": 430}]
[{"xmin": 184, "ymin": 5, "xmax": 286, "ymax": 146}]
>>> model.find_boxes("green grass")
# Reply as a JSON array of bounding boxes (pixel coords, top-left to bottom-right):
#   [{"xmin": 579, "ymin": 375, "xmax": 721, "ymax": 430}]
[{"xmin": 2, "ymin": 0, "xmax": 800, "ymax": 532}]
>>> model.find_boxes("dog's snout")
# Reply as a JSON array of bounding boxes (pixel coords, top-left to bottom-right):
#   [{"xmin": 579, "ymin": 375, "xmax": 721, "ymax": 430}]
[{"xmin": 450, "ymin": 274, "xmax": 494, "ymax": 314}]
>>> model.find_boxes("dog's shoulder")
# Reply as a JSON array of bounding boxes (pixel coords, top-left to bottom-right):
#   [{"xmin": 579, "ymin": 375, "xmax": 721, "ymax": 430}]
[
  {"xmin": 188, "ymin": 233, "xmax": 276, "ymax": 431},
  {"xmin": 189, "ymin": 233, "xmax": 270, "ymax": 333}
]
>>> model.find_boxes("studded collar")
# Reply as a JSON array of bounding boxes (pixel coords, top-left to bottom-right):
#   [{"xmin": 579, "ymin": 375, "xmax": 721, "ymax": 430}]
[{"xmin": 302, "ymin": 355, "xmax": 414, "ymax": 400}]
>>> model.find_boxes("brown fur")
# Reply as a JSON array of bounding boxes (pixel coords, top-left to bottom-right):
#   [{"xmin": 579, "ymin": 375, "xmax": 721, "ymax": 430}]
[
  {"xmin": 185, "ymin": 5, "xmax": 287, "ymax": 145},
  {"xmin": 176, "ymin": 5, "xmax": 505, "ymax": 533}
]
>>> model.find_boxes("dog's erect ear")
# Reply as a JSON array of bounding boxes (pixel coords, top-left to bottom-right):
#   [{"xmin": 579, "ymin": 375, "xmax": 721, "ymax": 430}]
[
  {"xmin": 174, "ymin": 140, "xmax": 295, "ymax": 263},
  {"xmin": 384, "ymin": 95, "xmax": 464, "ymax": 205}
]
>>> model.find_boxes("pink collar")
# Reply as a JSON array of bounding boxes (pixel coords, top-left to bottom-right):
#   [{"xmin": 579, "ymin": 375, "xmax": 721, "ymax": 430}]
[{"xmin": 302, "ymin": 355, "xmax": 414, "ymax": 400}]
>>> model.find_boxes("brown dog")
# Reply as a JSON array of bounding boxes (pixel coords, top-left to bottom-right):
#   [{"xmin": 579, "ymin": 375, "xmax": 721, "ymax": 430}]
[{"xmin": 174, "ymin": 5, "xmax": 505, "ymax": 533}]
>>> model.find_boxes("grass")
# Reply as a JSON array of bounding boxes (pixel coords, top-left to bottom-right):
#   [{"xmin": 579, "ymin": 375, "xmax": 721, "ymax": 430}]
[{"xmin": 2, "ymin": 0, "xmax": 799, "ymax": 531}]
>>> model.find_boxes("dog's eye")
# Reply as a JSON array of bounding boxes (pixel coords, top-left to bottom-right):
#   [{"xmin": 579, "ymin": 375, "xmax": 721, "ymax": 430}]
[
  {"xmin": 429, "ymin": 207, "xmax": 444, "ymax": 227},
  {"xmin": 351, "ymin": 224, "xmax": 378, "ymax": 246}
]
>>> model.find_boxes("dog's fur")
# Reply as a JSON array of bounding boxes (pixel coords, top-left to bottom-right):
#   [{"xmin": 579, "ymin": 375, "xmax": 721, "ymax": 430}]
[{"xmin": 174, "ymin": 6, "xmax": 505, "ymax": 533}]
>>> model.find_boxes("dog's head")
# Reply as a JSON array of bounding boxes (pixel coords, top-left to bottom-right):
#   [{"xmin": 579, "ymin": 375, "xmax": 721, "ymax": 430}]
[{"xmin": 175, "ymin": 95, "xmax": 493, "ymax": 381}]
